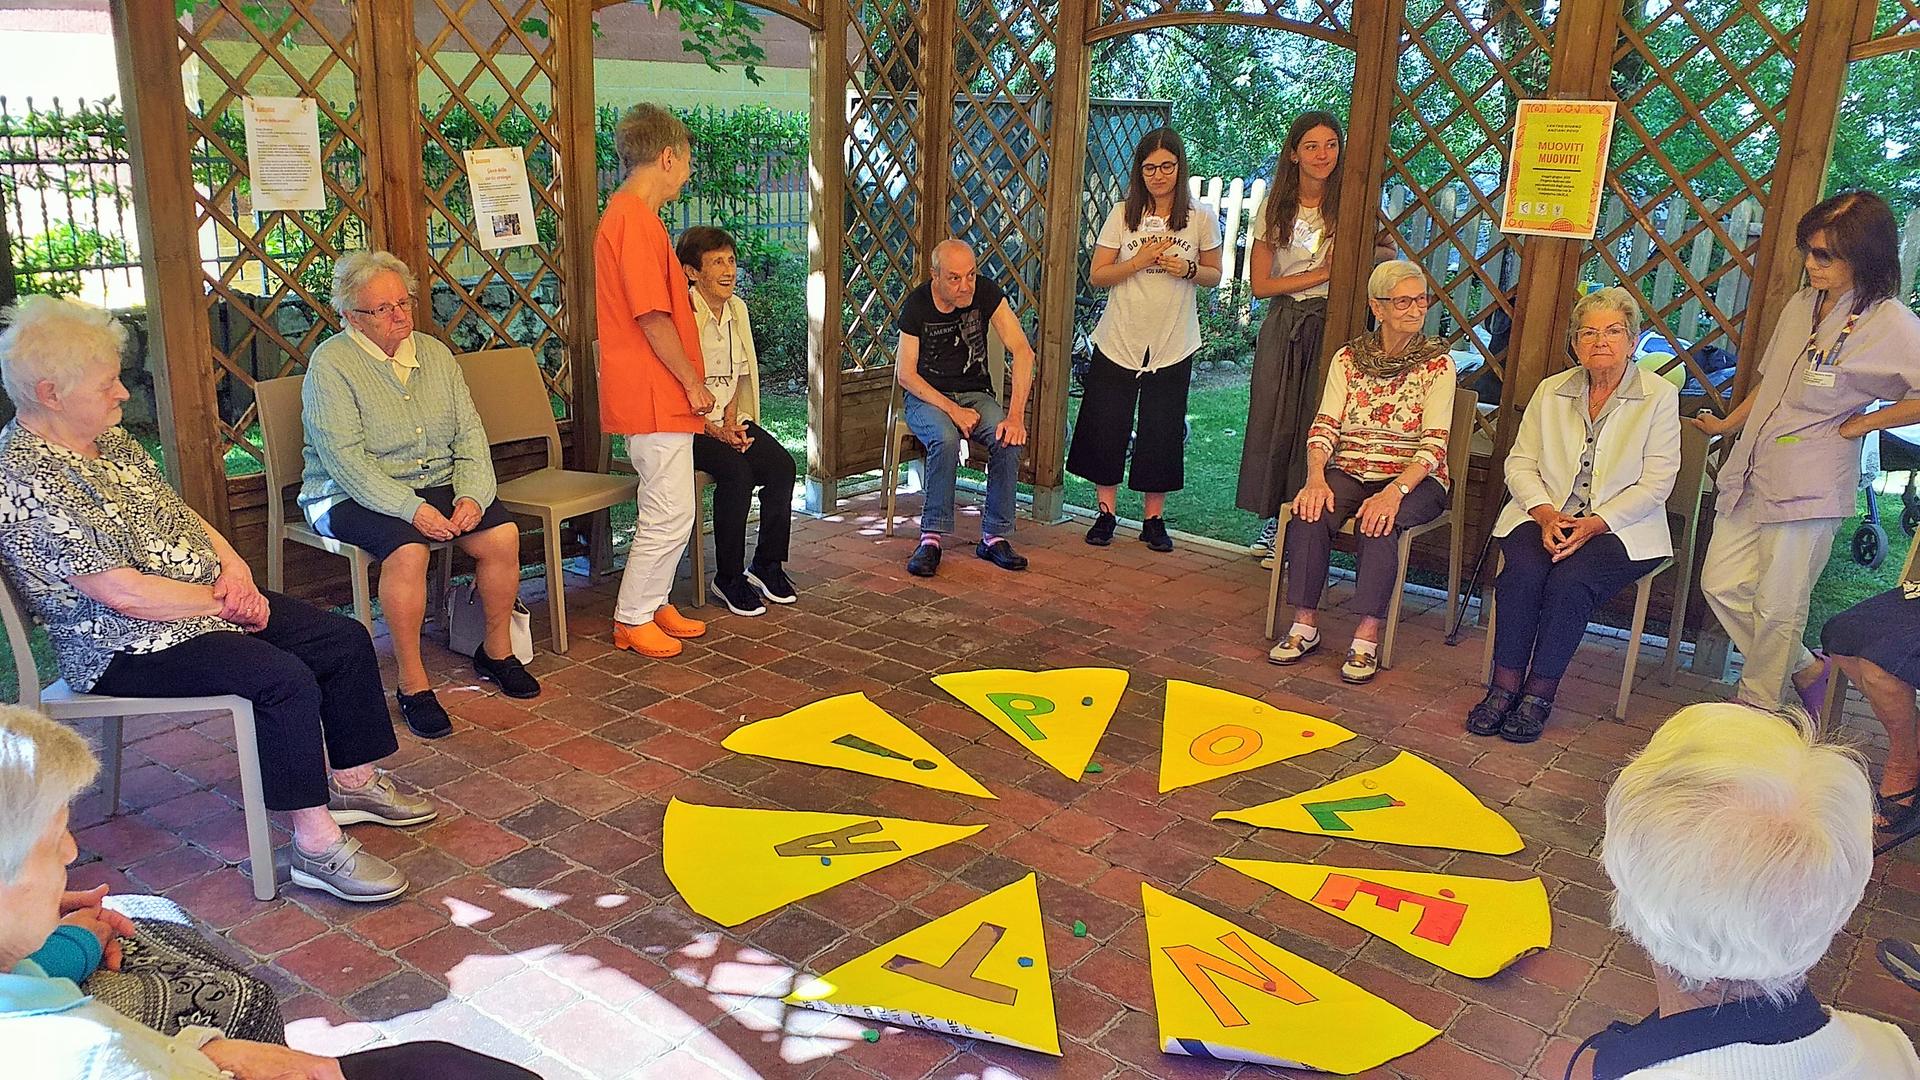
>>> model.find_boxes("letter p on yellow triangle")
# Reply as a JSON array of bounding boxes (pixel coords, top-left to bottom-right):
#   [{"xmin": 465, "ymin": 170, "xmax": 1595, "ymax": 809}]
[
  {"xmin": 932, "ymin": 668, "xmax": 1128, "ymax": 780},
  {"xmin": 786, "ymin": 873, "xmax": 1059, "ymax": 1054},
  {"xmin": 1159, "ymin": 680, "xmax": 1355, "ymax": 792},
  {"xmin": 721, "ymin": 692, "xmax": 993, "ymax": 798}
]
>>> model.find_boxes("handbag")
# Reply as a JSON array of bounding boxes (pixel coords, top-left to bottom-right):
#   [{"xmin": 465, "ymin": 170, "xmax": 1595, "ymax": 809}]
[{"xmin": 445, "ymin": 583, "xmax": 534, "ymax": 663}]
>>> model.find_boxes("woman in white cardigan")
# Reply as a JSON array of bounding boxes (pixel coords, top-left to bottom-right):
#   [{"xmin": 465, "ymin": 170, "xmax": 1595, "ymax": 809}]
[{"xmin": 1468, "ymin": 287, "xmax": 1680, "ymax": 742}]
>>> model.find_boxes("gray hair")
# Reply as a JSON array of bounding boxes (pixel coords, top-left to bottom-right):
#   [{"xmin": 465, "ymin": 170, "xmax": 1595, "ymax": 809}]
[
  {"xmin": 613, "ymin": 103, "xmax": 689, "ymax": 173},
  {"xmin": 331, "ymin": 250, "xmax": 419, "ymax": 317},
  {"xmin": 1570, "ymin": 286, "xmax": 1642, "ymax": 336},
  {"xmin": 0, "ymin": 296, "xmax": 126, "ymax": 411},
  {"xmin": 929, "ymin": 239, "xmax": 975, "ymax": 274},
  {"xmin": 0, "ymin": 705, "xmax": 98, "ymax": 884},
  {"xmin": 1603, "ymin": 703, "xmax": 1872, "ymax": 1002},
  {"xmin": 1368, "ymin": 259, "xmax": 1425, "ymax": 299}
]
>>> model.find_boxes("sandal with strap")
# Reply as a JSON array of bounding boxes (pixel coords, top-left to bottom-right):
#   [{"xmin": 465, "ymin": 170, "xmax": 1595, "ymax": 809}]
[
  {"xmin": 1875, "ymin": 785, "xmax": 1919, "ymax": 832},
  {"xmin": 1466, "ymin": 687, "xmax": 1519, "ymax": 737}
]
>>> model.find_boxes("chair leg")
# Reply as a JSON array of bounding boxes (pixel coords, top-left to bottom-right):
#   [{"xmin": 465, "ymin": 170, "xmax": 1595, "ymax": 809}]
[
  {"xmin": 1662, "ymin": 556, "xmax": 1695, "ymax": 686},
  {"xmin": 1381, "ymin": 534, "xmax": 1415, "ymax": 670},
  {"xmin": 102, "ymin": 715, "xmax": 124, "ymax": 813},
  {"xmin": 1265, "ymin": 512, "xmax": 1292, "ymax": 641},
  {"xmin": 348, "ymin": 551, "xmax": 375, "ymax": 636},
  {"xmin": 228, "ymin": 701, "xmax": 277, "ymax": 902},
  {"xmin": 1480, "ymin": 577, "xmax": 1497, "ymax": 687},
  {"xmin": 543, "ymin": 513, "xmax": 568, "ymax": 653},
  {"xmin": 587, "ymin": 509, "xmax": 612, "ymax": 581},
  {"xmin": 882, "ymin": 437, "xmax": 898, "ymax": 539},
  {"xmin": 1619, "ymin": 577, "xmax": 1654, "ymax": 721},
  {"xmin": 690, "ymin": 491, "xmax": 707, "ymax": 608},
  {"xmin": 1443, "ymin": 517, "xmax": 1464, "ymax": 637},
  {"xmin": 266, "ymin": 533, "xmax": 285, "ymax": 593},
  {"xmin": 1824, "ymin": 666, "xmax": 1850, "ymax": 722}
]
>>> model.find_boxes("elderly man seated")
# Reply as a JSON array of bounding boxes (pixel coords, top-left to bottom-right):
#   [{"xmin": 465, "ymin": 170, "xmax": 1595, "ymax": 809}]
[
  {"xmin": 1577, "ymin": 701, "xmax": 1920, "ymax": 1079},
  {"xmin": 0, "ymin": 297, "xmax": 426, "ymax": 903},
  {"xmin": 895, "ymin": 239, "xmax": 1036, "ymax": 578}
]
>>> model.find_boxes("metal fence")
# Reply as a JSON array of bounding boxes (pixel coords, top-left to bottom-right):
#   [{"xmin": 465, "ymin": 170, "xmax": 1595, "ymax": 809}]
[{"xmin": 0, "ymin": 95, "xmax": 143, "ymax": 307}]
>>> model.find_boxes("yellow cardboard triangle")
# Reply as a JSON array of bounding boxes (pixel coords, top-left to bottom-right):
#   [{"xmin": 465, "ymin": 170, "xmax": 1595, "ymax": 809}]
[
  {"xmin": 1141, "ymin": 883, "xmax": 1439, "ymax": 1071},
  {"xmin": 1159, "ymin": 680, "xmax": 1357, "ymax": 793},
  {"xmin": 931, "ymin": 668, "xmax": 1128, "ymax": 780},
  {"xmin": 721, "ymin": 692, "xmax": 994, "ymax": 799},
  {"xmin": 1214, "ymin": 751, "xmax": 1524, "ymax": 855},
  {"xmin": 785, "ymin": 873, "xmax": 1059, "ymax": 1054},
  {"xmin": 663, "ymin": 800, "xmax": 986, "ymax": 927},
  {"xmin": 1217, "ymin": 859, "xmax": 1551, "ymax": 978}
]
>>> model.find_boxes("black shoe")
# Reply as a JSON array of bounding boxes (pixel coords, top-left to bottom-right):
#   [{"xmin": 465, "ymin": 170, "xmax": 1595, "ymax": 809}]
[
  {"xmin": 396, "ymin": 689, "xmax": 453, "ymax": 739},
  {"xmin": 1085, "ymin": 511, "xmax": 1117, "ymax": 546},
  {"xmin": 1500, "ymin": 694, "xmax": 1553, "ymax": 743},
  {"xmin": 906, "ymin": 540, "xmax": 942, "ymax": 577},
  {"xmin": 975, "ymin": 538, "xmax": 1028, "ymax": 571},
  {"xmin": 474, "ymin": 646, "xmax": 541, "ymax": 699},
  {"xmin": 710, "ymin": 574, "xmax": 768, "ymax": 616},
  {"xmin": 745, "ymin": 562, "xmax": 797, "ymax": 605},
  {"xmin": 1141, "ymin": 516, "xmax": 1174, "ymax": 553},
  {"xmin": 1466, "ymin": 687, "xmax": 1519, "ymax": 736}
]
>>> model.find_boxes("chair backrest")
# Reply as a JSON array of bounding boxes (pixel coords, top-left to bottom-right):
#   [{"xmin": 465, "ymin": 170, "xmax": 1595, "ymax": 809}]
[
  {"xmin": 1667, "ymin": 422, "xmax": 1712, "ymax": 519},
  {"xmin": 0, "ymin": 572, "xmax": 45, "ymax": 707},
  {"xmin": 253, "ymin": 374, "xmax": 309, "ymax": 503},
  {"xmin": 1446, "ymin": 387, "xmax": 1476, "ymax": 514},
  {"xmin": 456, "ymin": 347, "xmax": 561, "ymax": 470}
]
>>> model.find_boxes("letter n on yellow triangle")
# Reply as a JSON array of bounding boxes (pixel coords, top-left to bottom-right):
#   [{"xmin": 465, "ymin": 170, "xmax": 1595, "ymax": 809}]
[
  {"xmin": 1159, "ymin": 680, "xmax": 1355, "ymax": 792},
  {"xmin": 1142, "ymin": 884, "xmax": 1438, "ymax": 1072},
  {"xmin": 721, "ymin": 692, "xmax": 994, "ymax": 798},
  {"xmin": 786, "ymin": 873, "xmax": 1059, "ymax": 1055}
]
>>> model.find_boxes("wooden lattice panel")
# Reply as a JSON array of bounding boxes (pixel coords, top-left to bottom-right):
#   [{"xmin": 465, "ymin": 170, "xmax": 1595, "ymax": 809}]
[
  {"xmin": 1585, "ymin": 0, "xmax": 1797, "ymax": 412},
  {"xmin": 416, "ymin": 0, "xmax": 571, "ymax": 410},
  {"xmin": 1381, "ymin": 0, "xmax": 1554, "ymax": 442},
  {"xmin": 843, "ymin": 0, "xmax": 933, "ymax": 372},
  {"xmin": 1868, "ymin": 0, "xmax": 1920, "ymax": 46},
  {"xmin": 1091, "ymin": 0, "xmax": 1352, "ymax": 41},
  {"xmin": 178, "ymin": 0, "xmax": 371, "ymax": 465}
]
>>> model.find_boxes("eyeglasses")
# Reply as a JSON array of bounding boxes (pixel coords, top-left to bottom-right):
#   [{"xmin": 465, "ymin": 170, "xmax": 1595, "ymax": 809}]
[
  {"xmin": 1573, "ymin": 325, "xmax": 1634, "ymax": 345},
  {"xmin": 1372, "ymin": 293, "xmax": 1432, "ymax": 312},
  {"xmin": 1797, "ymin": 243, "xmax": 1837, "ymax": 268},
  {"xmin": 351, "ymin": 296, "xmax": 417, "ymax": 320},
  {"xmin": 1141, "ymin": 161, "xmax": 1180, "ymax": 176}
]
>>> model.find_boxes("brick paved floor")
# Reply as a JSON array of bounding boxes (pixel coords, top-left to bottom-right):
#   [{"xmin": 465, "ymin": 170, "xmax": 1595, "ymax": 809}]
[{"xmin": 62, "ymin": 490, "xmax": 1920, "ymax": 1080}]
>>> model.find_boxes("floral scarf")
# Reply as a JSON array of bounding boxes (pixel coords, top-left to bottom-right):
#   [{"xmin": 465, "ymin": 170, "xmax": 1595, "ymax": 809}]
[{"xmin": 1346, "ymin": 328, "xmax": 1448, "ymax": 380}]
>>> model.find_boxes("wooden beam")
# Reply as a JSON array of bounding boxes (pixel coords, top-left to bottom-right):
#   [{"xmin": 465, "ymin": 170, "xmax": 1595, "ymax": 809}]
[
  {"xmin": 554, "ymin": 0, "xmax": 604, "ymax": 470},
  {"xmin": 1031, "ymin": 0, "xmax": 1094, "ymax": 516},
  {"xmin": 805, "ymin": 0, "xmax": 850, "ymax": 508},
  {"xmin": 919, "ymin": 0, "xmax": 957, "ymax": 261},
  {"xmin": 113, "ymin": 0, "xmax": 227, "ymax": 527},
  {"xmin": 1322, "ymin": 0, "xmax": 1401, "ymax": 355},
  {"xmin": 357, "ymin": 0, "xmax": 430, "ymax": 330}
]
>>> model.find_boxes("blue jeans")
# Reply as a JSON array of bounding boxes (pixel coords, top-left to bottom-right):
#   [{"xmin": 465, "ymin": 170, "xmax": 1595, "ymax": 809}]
[{"xmin": 903, "ymin": 389, "xmax": 1021, "ymax": 537}]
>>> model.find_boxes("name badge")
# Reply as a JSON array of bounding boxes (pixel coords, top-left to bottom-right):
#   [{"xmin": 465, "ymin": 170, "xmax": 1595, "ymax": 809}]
[{"xmin": 1802, "ymin": 368, "xmax": 1837, "ymax": 388}]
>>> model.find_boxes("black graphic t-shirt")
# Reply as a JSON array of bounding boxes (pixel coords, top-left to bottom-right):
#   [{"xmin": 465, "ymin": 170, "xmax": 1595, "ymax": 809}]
[{"xmin": 896, "ymin": 275, "xmax": 1006, "ymax": 396}]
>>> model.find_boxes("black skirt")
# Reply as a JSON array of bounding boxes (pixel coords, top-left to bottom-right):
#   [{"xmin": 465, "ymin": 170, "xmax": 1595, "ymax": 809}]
[
  {"xmin": 1821, "ymin": 585, "xmax": 1920, "ymax": 685},
  {"xmin": 311, "ymin": 484, "xmax": 515, "ymax": 558}
]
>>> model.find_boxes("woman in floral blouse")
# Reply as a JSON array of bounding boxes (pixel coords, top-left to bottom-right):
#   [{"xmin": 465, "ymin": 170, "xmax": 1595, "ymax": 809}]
[
  {"xmin": 0, "ymin": 297, "xmax": 431, "ymax": 905},
  {"xmin": 1267, "ymin": 260, "xmax": 1456, "ymax": 684}
]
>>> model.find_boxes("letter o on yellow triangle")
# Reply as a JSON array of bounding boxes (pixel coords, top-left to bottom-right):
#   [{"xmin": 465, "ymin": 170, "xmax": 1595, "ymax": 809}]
[
  {"xmin": 721, "ymin": 692, "xmax": 993, "ymax": 798},
  {"xmin": 663, "ymin": 800, "xmax": 985, "ymax": 927},
  {"xmin": 932, "ymin": 668, "xmax": 1127, "ymax": 780},
  {"xmin": 1159, "ymin": 681, "xmax": 1355, "ymax": 792},
  {"xmin": 786, "ymin": 873, "xmax": 1059, "ymax": 1054}
]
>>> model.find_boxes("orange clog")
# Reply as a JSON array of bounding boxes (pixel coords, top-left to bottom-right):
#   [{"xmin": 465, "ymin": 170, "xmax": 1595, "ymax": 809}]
[
  {"xmin": 613, "ymin": 619, "xmax": 682, "ymax": 657},
  {"xmin": 652, "ymin": 604, "xmax": 707, "ymax": 639}
]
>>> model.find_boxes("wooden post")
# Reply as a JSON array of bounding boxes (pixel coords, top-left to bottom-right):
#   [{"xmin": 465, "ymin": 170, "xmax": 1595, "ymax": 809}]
[
  {"xmin": 1322, "ymin": 0, "xmax": 1400, "ymax": 356},
  {"xmin": 805, "ymin": 0, "xmax": 851, "ymax": 513},
  {"xmin": 919, "ymin": 0, "xmax": 956, "ymax": 261},
  {"xmin": 1031, "ymin": 0, "xmax": 1093, "ymax": 523},
  {"xmin": 553, "ymin": 0, "xmax": 602, "ymax": 471},
  {"xmin": 113, "ymin": 0, "xmax": 227, "ymax": 527},
  {"xmin": 357, "ymin": 0, "xmax": 429, "ymax": 320}
]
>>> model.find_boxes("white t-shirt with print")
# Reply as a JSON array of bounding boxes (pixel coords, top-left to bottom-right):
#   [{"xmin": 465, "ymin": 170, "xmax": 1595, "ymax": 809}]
[
  {"xmin": 1089, "ymin": 201, "xmax": 1223, "ymax": 373},
  {"xmin": 1256, "ymin": 203, "xmax": 1330, "ymax": 299}
]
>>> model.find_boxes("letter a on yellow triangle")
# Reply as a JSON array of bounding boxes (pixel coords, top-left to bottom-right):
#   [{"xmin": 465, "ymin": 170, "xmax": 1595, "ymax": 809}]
[
  {"xmin": 1217, "ymin": 859, "xmax": 1551, "ymax": 978},
  {"xmin": 931, "ymin": 668, "xmax": 1128, "ymax": 780},
  {"xmin": 721, "ymin": 693, "xmax": 994, "ymax": 799},
  {"xmin": 1159, "ymin": 681, "xmax": 1356, "ymax": 793},
  {"xmin": 663, "ymin": 800, "xmax": 986, "ymax": 927},
  {"xmin": 1214, "ymin": 751, "xmax": 1524, "ymax": 855},
  {"xmin": 785, "ymin": 873, "xmax": 1059, "ymax": 1055},
  {"xmin": 1141, "ymin": 883, "xmax": 1438, "ymax": 1072}
]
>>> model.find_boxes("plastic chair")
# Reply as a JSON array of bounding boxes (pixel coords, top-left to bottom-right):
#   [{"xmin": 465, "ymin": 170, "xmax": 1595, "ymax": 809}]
[
  {"xmin": 881, "ymin": 329, "xmax": 1009, "ymax": 537},
  {"xmin": 1480, "ymin": 423, "xmax": 1712, "ymax": 719},
  {"xmin": 1263, "ymin": 387, "xmax": 1476, "ymax": 670},
  {"xmin": 454, "ymin": 347, "xmax": 641, "ymax": 652},
  {"xmin": 0, "ymin": 580, "xmax": 278, "ymax": 901}
]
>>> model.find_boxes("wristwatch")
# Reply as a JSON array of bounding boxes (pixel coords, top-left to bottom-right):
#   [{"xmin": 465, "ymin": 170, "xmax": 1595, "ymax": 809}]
[{"xmin": 1395, "ymin": 482, "xmax": 1412, "ymax": 495}]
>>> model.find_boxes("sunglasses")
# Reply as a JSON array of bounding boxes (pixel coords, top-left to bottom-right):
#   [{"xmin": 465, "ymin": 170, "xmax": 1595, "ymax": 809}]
[{"xmin": 1797, "ymin": 243, "xmax": 1837, "ymax": 268}]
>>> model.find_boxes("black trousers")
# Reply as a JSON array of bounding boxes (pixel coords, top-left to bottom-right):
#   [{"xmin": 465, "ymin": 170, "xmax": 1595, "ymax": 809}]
[
  {"xmin": 1066, "ymin": 347, "xmax": 1193, "ymax": 494},
  {"xmin": 339, "ymin": 1041, "xmax": 539, "ymax": 1079},
  {"xmin": 692, "ymin": 421, "xmax": 797, "ymax": 581},
  {"xmin": 1284, "ymin": 469, "xmax": 1449, "ymax": 618},
  {"xmin": 1493, "ymin": 521, "xmax": 1663, "ymax": 680},
  {"xmin": 92, "ymin": 593, "xmax": 398, "ymax": 812}
]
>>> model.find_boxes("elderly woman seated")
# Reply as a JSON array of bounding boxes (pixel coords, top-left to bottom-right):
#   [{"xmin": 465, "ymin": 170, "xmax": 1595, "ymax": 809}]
[
  {"xmin": 301, "ymin": 250, "xmax": 539, "ymax": 738},
  {"xmin": 1579, "ymin": 702, "xmax": 1920, "ymax": 1078},
  {"xmin": 1469, "ymin": 287, "xmax": 1680, "ymax": 743},
  {"xmin": 1821, "ymin": 584, "xmax": 1920, "ymax": 850},
  {"xmin": 1268, "ymin": 259, "xmax": 1456, "ymax": 684},
  {"xmin": 0, "ymin": 706, "xmax": 539, "ymax": 1079},
  {"xmin": 0, "ymin": 297, "xmax": 425, "ymax": 903}
]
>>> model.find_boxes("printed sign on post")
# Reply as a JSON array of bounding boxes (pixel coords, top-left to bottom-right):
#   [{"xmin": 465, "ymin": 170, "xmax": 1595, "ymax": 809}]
[
  {"xmin": 241, "ymin": 96, "xmax": 326, "ymax": 212},
  {"xmin": 465, "ymin": 146, "xmax": 540, "ymax": 251}
]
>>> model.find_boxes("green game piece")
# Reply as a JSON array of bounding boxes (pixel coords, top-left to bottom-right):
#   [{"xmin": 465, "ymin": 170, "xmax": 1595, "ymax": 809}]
[
  {"xmin": 1083, "ymin": 762, "xmax": 1104, "ymax": 774},
  {"xmin": 862, "ymin": 1029, "xmax": 881, "ymax": 1043},
  {"xmin": 1072, "ymin": 919, "xmax": 1088, "ymax": 938}
]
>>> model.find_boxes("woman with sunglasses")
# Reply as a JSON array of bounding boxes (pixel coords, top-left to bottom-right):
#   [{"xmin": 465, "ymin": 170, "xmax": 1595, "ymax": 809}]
[
  {"xmin": 1693, "ymin": 191, "xmax": 1920, "ymax": 723},
  {"xmin": 1069, "ymin": 127, "xmax": 1223, "ymax": 553},
  {"xmin": 301, "ymin": 250, "xmax": 541, "ymax": 740},
  {"xmin": 1268, "ymin": 260, "xmax": 1455, "ymax": 684}
]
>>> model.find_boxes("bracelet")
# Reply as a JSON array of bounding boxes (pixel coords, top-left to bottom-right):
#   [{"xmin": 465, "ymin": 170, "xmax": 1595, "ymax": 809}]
[{"xmin": 1183, "ymin": 259, "xmax": 1198, "ymax": 280}]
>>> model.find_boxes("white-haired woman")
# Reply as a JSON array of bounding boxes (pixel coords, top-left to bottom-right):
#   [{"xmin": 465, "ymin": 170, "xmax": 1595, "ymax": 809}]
[
  {"xmin": 1573, "ymin": 702, "xmax": 1920, "ymax": 1079},
  {"xmin": 0, "ymin": 705, "xmax": 539, "ymax": 1079},
  {"xmin": 301, "ymin": 250, "xmax": 539, "ymax": 738},
  {"xmin": 0, "ymin": 297, "xmax": 425, "ymax": 904},
  {"xmin": 1469, "ymin": 288, "xmax": 1680, "ymax": 743},
  {"xmin": 1269, "ymin": 259, "xmax": 1455, "ymax": 684}
]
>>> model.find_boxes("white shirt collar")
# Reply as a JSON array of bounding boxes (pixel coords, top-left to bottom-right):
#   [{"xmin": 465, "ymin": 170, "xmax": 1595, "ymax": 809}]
[
  {"xmin": 345, "ymin": 325, "xmax": 419, "ymax": 371},
  {"xmin": 690, "ymin": 288, "xmax": 737, "ymax": 329}
]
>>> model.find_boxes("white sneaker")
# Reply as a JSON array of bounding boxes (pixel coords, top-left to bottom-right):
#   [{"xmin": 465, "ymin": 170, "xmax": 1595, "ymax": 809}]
[{"xmin": 1268, "ymin": 628, "xmax": 1321, "ymax": 665}]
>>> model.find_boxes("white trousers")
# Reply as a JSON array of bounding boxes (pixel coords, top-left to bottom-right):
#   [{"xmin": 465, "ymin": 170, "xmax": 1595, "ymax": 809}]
[
  {"xmin": 1698, "ymin": 506, "xmax": 1840, "ymax": 707},
  {"xmin": 615, "ymin": 432, "xmax": 695, "ymax": 626}
]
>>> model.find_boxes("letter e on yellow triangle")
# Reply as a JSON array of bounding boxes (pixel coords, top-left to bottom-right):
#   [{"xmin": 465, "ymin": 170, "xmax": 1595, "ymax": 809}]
[
  {"xmin": 786, "ymin": 873, "xmax": 1059, "ymax": 1054},
  {"xmin": 721, "ymin": 692, "xmax": 993, "ymax": 798},
  {"xmin": 932, "ymin": 668, "xmax": 1127, "ymax": 780},
  {"xmin": 663, "ymin": 800, "xmax": 985, "ymax": 927},
  {"xmin": 1141, "ymin": 884, "xmax": 1438, "ymax": 1071},
  {"xmin": 1218, "ymin": 859, "xmax": 1550, "ymax": 978},
  {"xmin": 1159, "ymin": 680, "xmax": 1355, "ymax": 792},
  {"xmin": 1215, "ymin": 751, "xmax": 1524, "ymax": 855}
]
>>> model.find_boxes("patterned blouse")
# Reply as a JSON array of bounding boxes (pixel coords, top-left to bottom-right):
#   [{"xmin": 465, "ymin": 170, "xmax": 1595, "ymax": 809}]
[
  {"xmin": 1305, "ymin": 347, "xmax": 1457, "ymax": 486},
  {"xmin": 0, "ymin": 422, "xmax": 237, "ymax": 692}
]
